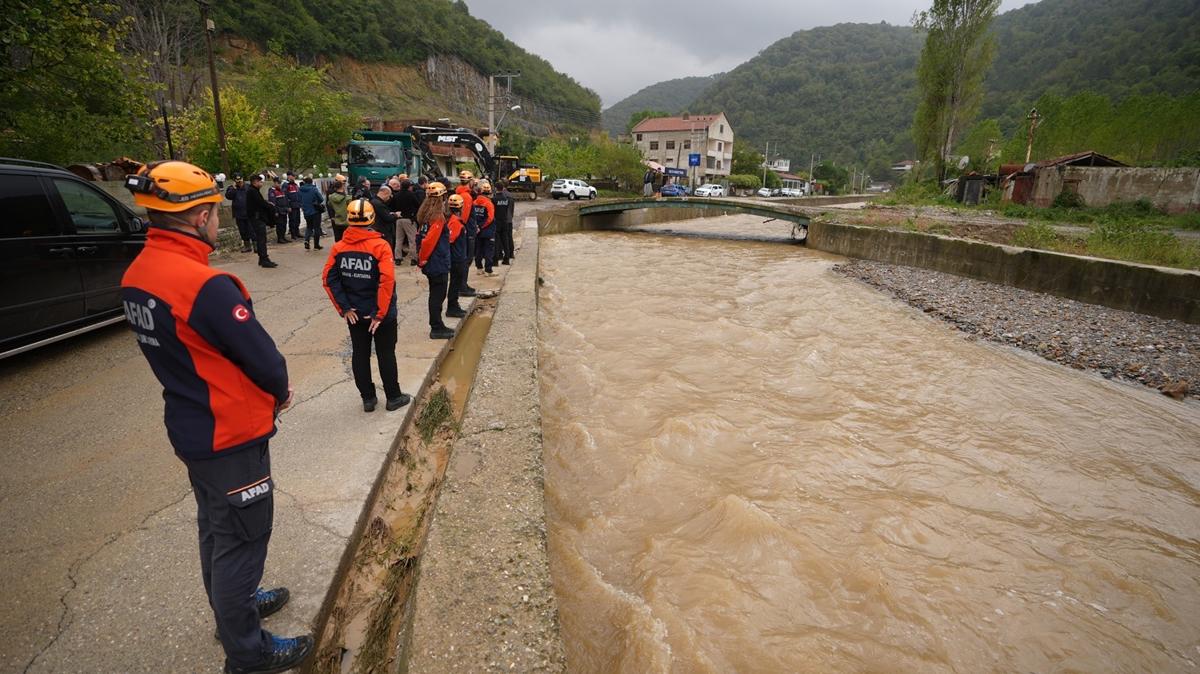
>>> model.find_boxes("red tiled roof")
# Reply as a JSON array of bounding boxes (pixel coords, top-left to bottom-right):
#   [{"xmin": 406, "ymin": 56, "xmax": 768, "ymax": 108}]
[
  {"xmin": 776, "ymin": 172, "xmax": 807, "ymax": 181},
  {"xmin": 632, "ymin": 114, "xmax": 722, "ymax": 133}
]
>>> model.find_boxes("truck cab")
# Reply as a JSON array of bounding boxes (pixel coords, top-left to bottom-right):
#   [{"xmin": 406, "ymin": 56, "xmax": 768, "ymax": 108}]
[{"xmin": 348, "ymin": 131, "xmax": 420, "ymax": 187}]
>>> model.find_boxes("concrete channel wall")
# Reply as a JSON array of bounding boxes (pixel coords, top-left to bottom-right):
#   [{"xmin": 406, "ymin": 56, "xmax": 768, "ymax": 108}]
[{"xmin": 538, "ymin": 204, "xmax": 1200, "ymax": 324}]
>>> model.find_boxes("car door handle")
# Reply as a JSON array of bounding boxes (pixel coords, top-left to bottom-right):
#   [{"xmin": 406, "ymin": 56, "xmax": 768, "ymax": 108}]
[
  {"xmin": 76, "ymin": 246, "xmax": 98, "ymax": 255},
  {"xmin": 47, "ymin": 247, "xmax": 74, "ymax": 257}
]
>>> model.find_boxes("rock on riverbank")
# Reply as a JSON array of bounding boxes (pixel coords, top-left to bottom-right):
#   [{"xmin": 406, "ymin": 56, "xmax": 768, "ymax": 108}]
[{"xmin": 832, "ymin": 260, "xmax": 1199, "ymax": 400}]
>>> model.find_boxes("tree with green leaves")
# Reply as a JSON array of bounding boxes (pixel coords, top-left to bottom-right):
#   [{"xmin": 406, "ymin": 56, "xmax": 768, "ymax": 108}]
[
  {"xmin": 249, "ymin": 55, "xmax": 359, "ymax": 170},
  {"xmin": 912, "ymin": 0, "xmax": 1001, "ymax": 181},
  {"xmin": 0, "ymin": 0, "xmax": 153, "ymax": 163},
  {"xmin": 178, "ymin": 88, "xmax": 279, "ymax": 175},
  {"xmin": 954, "ymin": 118, "xmax": 1003, "ymax": 172}
]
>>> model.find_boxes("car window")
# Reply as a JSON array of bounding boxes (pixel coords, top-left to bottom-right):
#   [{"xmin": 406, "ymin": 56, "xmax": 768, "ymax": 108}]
[
  {"xmin": 54, "ymin": 179, "xmax": 120, "ymax": 233},
  {"xmin": 0, "ymin": 175, "xmax": 57, "ymax": 238}
]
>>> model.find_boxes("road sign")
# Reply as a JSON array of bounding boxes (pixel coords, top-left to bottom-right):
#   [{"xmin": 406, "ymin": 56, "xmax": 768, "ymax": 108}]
[
  {"xmin": 665, "ymin": 167, "xmax": 687, "ymax": 177},
  {"xmin": 688, "ymin": 153, "xmax": 701, "ymax": 167}
]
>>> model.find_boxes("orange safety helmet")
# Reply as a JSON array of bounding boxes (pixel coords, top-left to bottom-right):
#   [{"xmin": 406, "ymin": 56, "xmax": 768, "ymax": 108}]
[
  {"xmin": 478, "ymin": 180, "xmax": 492, "ymax": 194},
  {"xmin": 124, "ymin": 161, "xmax": 222, "ymax": 213},
  {"xmin": 346, "ymin": 199, "xmax": 376, "ymax": 226},
  {"xmin": 458, "ymin": 169, "xmax": 473, "ymax": 182},
  {"xmin": 447, "ymin": 194, "xmax": 464, "ymax": 209},
  {"xmin": 426, "ymin": 182, "xmax": 447, "ymax": 198}
]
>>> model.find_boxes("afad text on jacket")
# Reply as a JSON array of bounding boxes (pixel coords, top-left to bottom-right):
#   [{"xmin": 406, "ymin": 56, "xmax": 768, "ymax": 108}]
[
  {"xmin": 417, "ymin": 214, "xmax": 452, "ymax": 276},
  {"xmin": 121, "ymin": 228, "xmax": 289, "ymax": 461},
  {"xmin": 322, "ymin": 226, "xmax": 398, "ymax": 322},
  {"xmin": 471, "ymin": 195, "xmax": 496, "ymax": 239}
]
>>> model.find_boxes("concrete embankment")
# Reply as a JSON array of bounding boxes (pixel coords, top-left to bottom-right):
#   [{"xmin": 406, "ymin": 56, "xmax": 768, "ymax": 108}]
[
  {"xmin": 538, "ymin": 201, "xmax": 1200, "ymax": 324},
  {"xmin": 405, "ymin": 217, "xmax": 566, "ymax": 672}
]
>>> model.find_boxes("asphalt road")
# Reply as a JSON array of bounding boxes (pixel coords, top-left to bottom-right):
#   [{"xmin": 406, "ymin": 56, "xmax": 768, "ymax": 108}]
[{"xmin": 0, "ymin": 216, "xmax": 521, "ymax": 672}]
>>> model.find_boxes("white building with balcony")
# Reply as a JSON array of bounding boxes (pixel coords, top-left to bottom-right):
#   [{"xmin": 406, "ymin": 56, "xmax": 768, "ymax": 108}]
[{"xmin": 631, "ymin": 112, "xmax": 734, "ymax": 185}]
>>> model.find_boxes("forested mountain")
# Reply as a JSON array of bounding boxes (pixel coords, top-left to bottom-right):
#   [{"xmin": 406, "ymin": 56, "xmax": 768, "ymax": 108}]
[
  {"xmin": 638, "ymin": 0, "xmax": 1198, "ymax": 175},
  {"xmin": 215, "ymin": 0, "xmax": 600, "ymax": 122},
  {"xmin": 601, "ymin": 75, "xmax": 723, "ymax": 136}
]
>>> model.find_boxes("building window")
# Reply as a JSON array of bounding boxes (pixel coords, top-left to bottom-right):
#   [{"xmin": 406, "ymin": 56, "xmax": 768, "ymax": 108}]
[
  {"xmin": 706, "ymin": 156, "xmax": 715, "ymax": 169},
  {"xmin": 666, "ymin": 140, "xmax": 675, "ymax": 150},
  {"xmin": 717, "ymin": 160, "xmax": 723, "ymax": 170},
  {"xmin": 720, "ymin": 124, "xmax": 725, "ymax": 133},
  {"xmin": 684, "ymin": 140, "xmax": 691, "ymax": 149},
  {"xmin": 718, "ymin": 141, "xmax": 723, "ymax": 152},
  {"xmin": 636, "ymin": 134, "xmax": 643, "ymax": 141},
  {"xmin": 649, "ymin": 141, "xmax": 659, "ymax": 150}
]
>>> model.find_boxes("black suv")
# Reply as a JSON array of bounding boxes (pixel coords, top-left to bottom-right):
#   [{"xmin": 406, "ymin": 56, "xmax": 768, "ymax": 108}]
[{"xmin": 1, "ymin": 158, "xmax": 147, "ymax": 358}]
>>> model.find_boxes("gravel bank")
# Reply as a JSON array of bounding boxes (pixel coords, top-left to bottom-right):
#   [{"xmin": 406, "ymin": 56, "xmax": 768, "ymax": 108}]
[{"xmin": 833, "ymin": 259, "xmax": 1199, "ymax": 400}]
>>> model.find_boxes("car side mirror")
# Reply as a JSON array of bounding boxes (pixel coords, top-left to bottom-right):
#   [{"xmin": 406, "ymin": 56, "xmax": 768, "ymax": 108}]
[{"xmin": 130, "ymin": 216, "xmax": 147, "ymax": 232}]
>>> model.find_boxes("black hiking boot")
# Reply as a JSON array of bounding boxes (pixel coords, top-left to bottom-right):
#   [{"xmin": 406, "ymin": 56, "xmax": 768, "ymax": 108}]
[
  {"xmin": 214, "ymin": 587, "xmax": 290, "ymax": 640},
  {"xmin": 363, "ymin": 398, "xmax": 377, "ymax": 413},
  {"xmin": 430, "ymin": 326, "xmax": 454, "ymax": 340},
  {"xmin": 385, "ymin": 394, "xmax": 412, "ymax": 411},
  {"xmin": 445, "ymin": 307, "xmax": 466, "ymax": 318}
]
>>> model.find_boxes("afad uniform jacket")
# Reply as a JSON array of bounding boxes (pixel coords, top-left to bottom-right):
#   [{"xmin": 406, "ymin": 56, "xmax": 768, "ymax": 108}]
[
  {"xmin": 471, "ymin": 195, "xmax": 496, "ymax": 239},
  {"xmin": 416, "ymin": 214, "xmax": 452, "ymax": 276},
  {"xmin": 121, "ymin": 228, "xmax": 289, "ymax": 461},
  {"xmin": 455, "ymin": 185, "xmax": 473, "ymax": 226},
  {"xmin": 322, "ymin": 226, "xmax": 398, "ymax": 322},
  {"xmin": 446, "ymin": 214, "xmax": 468, "ymax": 264}
]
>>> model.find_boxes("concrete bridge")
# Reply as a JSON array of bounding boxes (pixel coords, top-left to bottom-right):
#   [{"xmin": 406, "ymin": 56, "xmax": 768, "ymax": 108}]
[{"xmin": 568, "ymin": 197, "xmax": 812, "ymax": 241}]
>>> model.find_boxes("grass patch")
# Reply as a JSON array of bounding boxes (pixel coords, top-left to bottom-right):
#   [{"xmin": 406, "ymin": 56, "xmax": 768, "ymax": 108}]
[
  {"xmin": 1013, "ymin": 222, "xmax": 1059, "ymax": 249},
  {"xmin": 1086, "ymin": 219, "xmax": 1200, "ymax": 269},
  {"xmin": 416, "ymin": 387, "xmax": 454, "ymax": 443}
]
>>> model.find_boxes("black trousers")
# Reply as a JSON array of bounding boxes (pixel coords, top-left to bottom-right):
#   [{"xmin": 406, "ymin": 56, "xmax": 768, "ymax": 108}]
[
  {"xmin": 251, "ymin": 218, "xmax": 269, "ymax": 262},
  {"xmin": 475, "ymin": 235, "xmax": 495, "ymax": 272},
  {"xmin": 426, "ymin": 273, "xmax": 449, "ymax": 329},
  {"xmin": 185, "ymin": 444, "xmax": 274, "ymax": 668},
  {"xmin": 448, "ymin": 260, "xmax": 465, "ymax": 311},
  {"xmin": 275, "ymin": 213, "xmax": 288, "ymax": 242},
  {"xmin": 304, "ymin": 212, "xmax": 323, "ymax": 244},
  {"xmin": 496, "ymin": 220, "xmax": 514, "ymax": 261},
  {"xmin": 378, "ymin": 221, "xmax": 396, "ymax": 254},
  {"xmin": 288, "ymin": 208, "xmax": 301, "ymax": 237},
  {"xmin": 234, "ymin": 216, "xmax": 252, "ymax": 244},
  {"xmin": 332, "ymin": 225, "xmax": 347, "ymax": 242},
  {"xmin": 347, "ymin": 316, "xmax": 400, "ymax": 401}
]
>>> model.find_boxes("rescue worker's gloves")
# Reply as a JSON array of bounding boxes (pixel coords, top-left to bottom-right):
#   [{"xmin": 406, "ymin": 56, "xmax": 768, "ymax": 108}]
[
  {"xmin": 447, "ymin": 194, "xmax": 464, "ymax": 210},
  {"xmin": 346, "ymin": 199, "xmax": 376, "ymax": 226},
  {"xmin": 124, "ymin": 161, "xmax": 223, "ymax": 213},
  {"xmin": 426, "ymin": 182, "xmax": 447, "ymax": 198},
  {"xmin": 478, "ymin": 181, "xmax": 492, "ymax": 195}
]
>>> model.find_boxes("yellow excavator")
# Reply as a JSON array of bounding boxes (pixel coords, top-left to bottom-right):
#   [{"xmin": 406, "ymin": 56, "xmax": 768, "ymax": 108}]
[{"xmin": 496, "ymin": 155, "xmax": 541, "ymax": 199}]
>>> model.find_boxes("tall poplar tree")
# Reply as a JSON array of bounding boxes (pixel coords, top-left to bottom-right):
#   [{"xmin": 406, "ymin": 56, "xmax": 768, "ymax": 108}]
[{"xmin": 912, "ymin": 0, "xmax": 1000, "ymax": 181}]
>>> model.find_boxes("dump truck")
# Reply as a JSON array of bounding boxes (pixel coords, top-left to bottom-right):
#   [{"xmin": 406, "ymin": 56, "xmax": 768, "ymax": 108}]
[{"xmin": 347, "ymin": 131, "xmax": 420, "ymax": 188}]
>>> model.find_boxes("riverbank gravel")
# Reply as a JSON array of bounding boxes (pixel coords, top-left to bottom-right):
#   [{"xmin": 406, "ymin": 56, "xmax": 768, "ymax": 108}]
[{"xmin": 832, "ymin": 260, "xmax": 1199, "ymax": 400}]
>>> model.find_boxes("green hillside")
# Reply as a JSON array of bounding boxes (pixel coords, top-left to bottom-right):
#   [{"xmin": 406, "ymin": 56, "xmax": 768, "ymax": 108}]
[
  {"xmin": 601, "ymin": 75, "xmax": 723, "ymax": 136},
  {"xmin": 215, "ymin": 0, "xmax": 601, "ymax": 124},
  {"xmin": 682, "ymin": 0, "xmax": 1199, "ymax": 174}
]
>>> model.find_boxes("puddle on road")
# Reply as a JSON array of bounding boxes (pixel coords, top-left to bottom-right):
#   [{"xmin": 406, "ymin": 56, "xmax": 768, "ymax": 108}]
[{"xmin": 313, "ymin": 301, "xmax": 497, "ymax": 674}]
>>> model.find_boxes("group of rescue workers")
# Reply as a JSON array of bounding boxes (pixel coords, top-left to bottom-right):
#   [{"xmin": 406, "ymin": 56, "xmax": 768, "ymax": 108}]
[{"xmin": 118, "ymin": 159, "xmax": 516, "ymax": 673}]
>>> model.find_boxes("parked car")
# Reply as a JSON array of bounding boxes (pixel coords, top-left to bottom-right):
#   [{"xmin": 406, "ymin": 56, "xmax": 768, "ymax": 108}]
[
  {"xmin": 780, "ymin": 187, "xmax": 803, "ymax": 197},
  {"xmin": 756, "ymin": 187, "xmax": 773, "ymax": 198},
  {"xmin": 550, "ymin": 178, "xmax": 597, "ymax": 200},
  {"xmin": 1, "ymin": 158, "xmax": 147, "ymax": 358},
  {"xmin": 694, "ymin": 184, "xmax": 725, "ymax": 197},
  {"xmin": 660, "ymin": 183, "xmax": 689, "ymax": 197}
]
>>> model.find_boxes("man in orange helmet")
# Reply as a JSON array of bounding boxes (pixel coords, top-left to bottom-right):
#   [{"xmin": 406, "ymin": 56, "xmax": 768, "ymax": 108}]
[{"xmin": 120, "ymin": 161, "xmax": 312, "ymax": 673}]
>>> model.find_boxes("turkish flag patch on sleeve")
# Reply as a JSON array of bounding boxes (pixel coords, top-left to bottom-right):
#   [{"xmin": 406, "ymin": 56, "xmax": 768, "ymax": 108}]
[{"xmin": 232, "ymin": 304, "xmax": 251, "ymax": 322}]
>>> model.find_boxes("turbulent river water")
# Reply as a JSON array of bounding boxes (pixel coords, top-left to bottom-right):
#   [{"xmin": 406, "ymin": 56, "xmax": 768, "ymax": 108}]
[{"xmin": 536, "ymin": 217, "xmax": 1200, "ymax": 673}]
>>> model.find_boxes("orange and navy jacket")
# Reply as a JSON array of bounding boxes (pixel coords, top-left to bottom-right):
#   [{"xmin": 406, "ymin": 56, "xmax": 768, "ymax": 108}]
[
  {"xmin": 121, "ymin": 228, "xmax": 288, "ymax": 461},
  {"xmin": 471, "ymin": 195, "xmax": 496, "ymax": 239},
  {"xmin": 455, "ymin": 185, "xmax": 473, "ymax": 223},
  {"xmin": 416, "ymin": 215, "xmax": 452, "ymax": 276},
  {"xmin": 322, "ymin": 226, "xmax": 397, "ymax": 322},
  {"xmin": 446, "ymin": 214, "xmax": 468, "ymax": 264}
]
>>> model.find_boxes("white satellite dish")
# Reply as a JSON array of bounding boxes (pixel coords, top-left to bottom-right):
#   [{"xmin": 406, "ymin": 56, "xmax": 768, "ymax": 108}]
[{"xmin": 957, "ymin": 155, "xmax": 970, "ymax": 170}]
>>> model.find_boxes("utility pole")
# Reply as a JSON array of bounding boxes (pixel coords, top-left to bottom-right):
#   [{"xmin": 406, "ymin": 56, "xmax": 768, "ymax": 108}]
[
  {"xmin": 197, "ymin": 1, "xmax": 228, "ymax": 176},
  {"xmin": 762, "ymin": 141, "xmax": 770, "ymax": 187},
  {"xmin": 488, "ymin": 71, "xmax": 521, "ymax": 155},
  {"xmin": 1024, "ymin": 107, "xmax": 1043, "ymax": 164}
]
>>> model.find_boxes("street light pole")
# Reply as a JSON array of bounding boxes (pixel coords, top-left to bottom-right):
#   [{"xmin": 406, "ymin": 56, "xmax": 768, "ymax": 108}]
[{"xmin": 197, "ymin": 1, "xmax": 229, "ymax": 176}]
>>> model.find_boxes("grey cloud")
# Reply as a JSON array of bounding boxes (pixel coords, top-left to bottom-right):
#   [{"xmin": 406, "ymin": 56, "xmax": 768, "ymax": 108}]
[{"xmin": 467, "ymin": 0, "xmax": 1038, "ymax": 106}]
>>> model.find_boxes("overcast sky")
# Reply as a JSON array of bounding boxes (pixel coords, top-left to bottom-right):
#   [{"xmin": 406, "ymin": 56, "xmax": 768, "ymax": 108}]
[{"xmin": 465, "ymin": 1, "xmax": 1039, "ymax": 108}]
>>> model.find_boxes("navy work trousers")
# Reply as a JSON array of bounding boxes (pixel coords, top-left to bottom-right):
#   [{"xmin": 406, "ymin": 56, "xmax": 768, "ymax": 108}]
[
  {"xmin": 426, "ymin": 272, "xmax": 449, "ymax": 329},
  {"xmin": 288, "ymin": 208, "xmax": 301, "ymax": 238},
  {"xmin": 185, "ymin": 443, "xmax": 274, "ymax": 669},
  {"xmin": 348, "ymin": 315, "xmax": 400, "ymax": 401}
]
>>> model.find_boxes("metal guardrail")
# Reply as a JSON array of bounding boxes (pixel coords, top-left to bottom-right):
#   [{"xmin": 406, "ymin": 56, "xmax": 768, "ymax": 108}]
[{"xmin": 577, "ymin": 197, "xmax": 811, "ymax": 241}]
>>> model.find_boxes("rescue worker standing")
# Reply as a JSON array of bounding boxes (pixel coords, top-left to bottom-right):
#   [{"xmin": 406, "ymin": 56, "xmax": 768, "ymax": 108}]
[
  {"xmin": 224, "ymin": 173, "xmax": 252, "ymax": 253},
  {"xmin": 119, "ymin": 161, "xmax": 311, "ymax": 674},
  {"xmin": 415, "ymin": 182, "xmax": 454, "ymax": 339},
  {"xmin": 369, "ymin": 185, "xmax": 398, "ymax": 254},
  {"xmin": 493, "ymin": 181, "xmax": 515, "ymax": 265},
  {"xmin": 298, "ymin": 176, "xmax": 324, "ymax": 250},
  {"xmin": 284, "ymin": 172, "xmax": 302, "ymax": 240},
  {"xmin": 472, "ymin": 180, "xmax": 497, "ymax": 274},
  {"xmin": 321, "ymin": 199, "xmax": 412, "ymax": 413},
  {"xmin": 445, "ymin": 192, "xmax": 469, "ymax": 319},
  {"xmin": 268, "ymin": 177, "xmax": 290, "ymax": 243}
]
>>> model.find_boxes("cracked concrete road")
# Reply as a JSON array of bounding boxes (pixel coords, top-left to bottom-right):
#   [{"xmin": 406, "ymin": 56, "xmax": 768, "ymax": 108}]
[{"xmin": 0, "ymin": 222, "xmax": 509, "ymax": 673}]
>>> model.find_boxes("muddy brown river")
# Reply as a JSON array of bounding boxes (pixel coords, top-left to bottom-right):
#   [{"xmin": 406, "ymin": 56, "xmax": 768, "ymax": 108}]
[{"xmin": 537, "ymin": 221, "xmax": 1200, "ymax": 673}]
